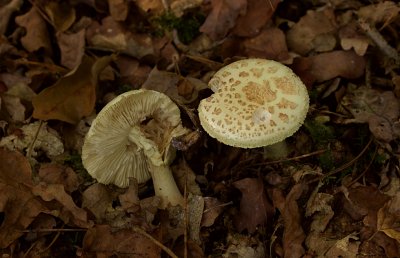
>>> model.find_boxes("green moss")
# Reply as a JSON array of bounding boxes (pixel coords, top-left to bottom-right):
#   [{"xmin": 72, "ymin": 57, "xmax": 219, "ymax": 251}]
[
  {"xmin": 304, "ymin": 120, "xmax": 335, "ymax": 146},
  {"xmin": 151, "ymin": 11, "xmax": 205, "ymax": 44},
  {"xmin": 318, "ymin": 150, "xmax": 334, "ymax": 171},
  {"xmin": 64, "ymin": 152, "xmax": 92, "ymax": 182}
]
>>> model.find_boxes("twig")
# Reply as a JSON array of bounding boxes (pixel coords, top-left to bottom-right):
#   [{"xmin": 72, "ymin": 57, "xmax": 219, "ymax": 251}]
[
  {"xmin": 254, "ymin": 149, "xmax": 327, "ymax": 166},
  {"xmin": 307, "ymin": 136, "xmax": 373, "ymax": 184},
  {"xmin": 20, "ymin": 228, "xmax": 87, "ymax": 233},
  {"xmin": 358, "ymin": 19, "xmax": 400, "ymax": 65},
  {"xmin": 26, "ymin": 120, "xmax": 43, "ymax": 160},
  {"xmin": 132, "ymin": 226, "xmax": 178, "ymax": 258}
]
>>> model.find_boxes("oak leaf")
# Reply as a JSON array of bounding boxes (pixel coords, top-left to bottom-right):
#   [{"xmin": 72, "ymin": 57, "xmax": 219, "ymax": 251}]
[{"xmin": 32, "ymin": 55, "xmax": 112, "ymax": 124}]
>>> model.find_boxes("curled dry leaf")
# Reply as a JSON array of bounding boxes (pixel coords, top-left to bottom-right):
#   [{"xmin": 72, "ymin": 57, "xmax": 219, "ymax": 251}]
[
  {"xmin": 292, "ymin": 50, "xmax": 366, "ymax": 86},
  {"xmin": 32, "ymin": 55, "xmax": 112, "ymax": 124},
  {"xmin": 82, "ymin": 225, "xmax": 161, "ymax": 258},
  {"xmin": 199, "ymin": 0, "xmax": 247, "ymax": 40},
  {"xmin": 324, "ymin": 233, "xmax": 360, "ymax": 258},
  {"xmin": 15, "ymin": 7, "xmax": 52, "ymax": 54},
  {"xmin": 286, "ymin": 8, "xmax": 337, "ymax": 55},
  {"xmin": 233, "ymin": 177, "xmax": 274, "ymax": 233}
]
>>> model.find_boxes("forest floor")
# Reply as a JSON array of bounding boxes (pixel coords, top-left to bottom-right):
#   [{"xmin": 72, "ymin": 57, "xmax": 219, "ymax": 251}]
[{"xmin": 1, "ymin": 0, "xmax": 400, "ymax": 257}]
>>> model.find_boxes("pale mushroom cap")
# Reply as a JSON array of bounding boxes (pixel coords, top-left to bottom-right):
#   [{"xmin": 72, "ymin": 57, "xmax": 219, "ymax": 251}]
[
  {"xmin": 82, "ymin": 89, "xmax": 186, "ymax": 188},
  {"xmin": 198, "ymin": 59, "xmax": 309, "ymax": 148}
]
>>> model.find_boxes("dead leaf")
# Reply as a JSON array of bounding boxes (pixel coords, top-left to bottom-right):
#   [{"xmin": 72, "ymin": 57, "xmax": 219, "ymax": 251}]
[
  {"xmin": 286, "ymin": 8, "xmax": 337, "ymax": 55},
  {"xmin": 56, "ymin": 29, "xmax": 86, "ymax": 70},
  {"xmin": 201, "ymin": 197, "xmax": 225, "ymax": 227},
  {"xmin": 233, "ymin": 177, "xmax": 274, "ymax": 233},
  {"xmin": 170, "ymin": 0, "xmax": 203, "ymax": 17},
  {"xmin": 0, "ymin": 148, "xmax": 48, "ymax": 248},
  {"xmin": 339, "ymin": 22, "xmax": 370, "ymax": 56},
  {"xmin": 32, "ymin": 55, "xmax": 112, "ymax": 123},
  {"xmin": 135, "ymin": 0, "xmax": 165, "ymax": 14},
  {"xmin": 43, "ymin": 1, "xmax": 76, "ymax": 32},
  {"xmin": 377, "ymin": 193, "xmax": 400, "ymax": 242},
  {"xmin": 0, "ymin": 0, "xmax": 23, "ymax": 35},
  {"xmin": 82, "ymin": 183, "xmax": 116, "ymax": 221},
  {"xmin": 223, "ymin": 233, "xmax": 266, "ymax": 258},
  {"xmin": 241, "ymin": 27, "xmax": 290, "ymax": 61},
  {"xmin": 108, "ymin": 0, "xmax": 129, "ymax": 21},
  {"xmin": 31, "ymin": 182, "xmax": 92, "ymax": 228},
  {"xmin": 118, "ymin": 180, "xmax": 141, "ymax": 213},
  {"xmin": 15, "ymin": 7, "xmax": 52, "ymax": 54},
  {"xmin": 0, "ymin": 121, "xmax": 64, "ymax": 157},
  {"xmin": 82, "ymin": 225, "xmax": 161, "ymax": 257},
  {"xmin": 86, "ymin": 16, "xmax": 157, "ymax": 59},
  {"xmin": 38, "ymin": 163, "xmax": 81, "ymax": 193},
  {"xmin": 232, "ymin": 0, "xmax": 280, "ymax": 37},
  {"xmin": 282, "ymin": 183, "xmax": 307, "ymax": 258},
  {"xmin": 358, "ymin": 1, "xmax": 400, "ymax": 26},
  {"xmin": 142, "ymin": 67, "xmax": 207, "ymax": 104},
  {"xmin": 292, "ymin": 50, "xmax": 366, "ymax": 86},
  {"xmin": 199, "ymin": 0, "xmax": 247, "ymax": 40},
  {"xmin": 339, "ymin": 87, "xmax": 400, "ymax": 142},
  {"xmin": 324, "ymin": 233, "xmax": 360, "ymax": 258}
]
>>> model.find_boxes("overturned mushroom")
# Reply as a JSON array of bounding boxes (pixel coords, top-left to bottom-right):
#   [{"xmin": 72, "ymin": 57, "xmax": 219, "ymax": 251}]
[
  {"xmin": 82, "ymin": 89, "xmax": 187, "ymax": 208},
  {"xmin": 198, "ymin": 59, "xmax": 309, "ymax": 154}
]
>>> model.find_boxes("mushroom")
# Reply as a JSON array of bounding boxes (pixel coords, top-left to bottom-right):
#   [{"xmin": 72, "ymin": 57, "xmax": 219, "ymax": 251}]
[
  {"xmin": 198, "ymin": 59, "xmax": 309, "ymax": 155},
  {"xmin": 82, "ymin": 89, "xmax": 188, "ymax": 208}
]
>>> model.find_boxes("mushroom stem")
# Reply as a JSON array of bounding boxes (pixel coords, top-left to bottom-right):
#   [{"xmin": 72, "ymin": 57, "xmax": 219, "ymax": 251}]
[
  {"xmin": 148, "ymin": 163, "xmax": 184, "ymax": 209},
  {"xmin": 128, "ymin": 127, "xmax": 183, "ymax": 208},
  {"xmin": 263, "ymin": 140, "xmax": 289, "ymax": 160}
]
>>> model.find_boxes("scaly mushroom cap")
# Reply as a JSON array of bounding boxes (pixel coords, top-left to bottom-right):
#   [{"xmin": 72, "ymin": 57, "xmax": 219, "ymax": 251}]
[
  {"xmin": 198, "ymin": 59, "xmax": 309, "ymax": 148},
  {"xmin": 82, "ymin": 89, "xmax": 187, "ymax": 188}
]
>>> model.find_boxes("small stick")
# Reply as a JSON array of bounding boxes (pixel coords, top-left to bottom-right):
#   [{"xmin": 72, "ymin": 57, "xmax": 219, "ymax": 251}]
[
  {"xmin": 132, "ymin": 226, "xmax": 178, "ymax": 258},
  {"xmin": 20, "ymin": 228, "xmax": 87, "ymax": 233},
  {"xmin": 358, "ymin": 19, "xmax": 400, "ymax": 65}
]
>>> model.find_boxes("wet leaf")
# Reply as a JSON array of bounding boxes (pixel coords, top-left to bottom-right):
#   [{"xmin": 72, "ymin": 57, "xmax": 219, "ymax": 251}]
[{"xmin": 32, "ymin": 55, "xmax": 112, "ymax": 124}]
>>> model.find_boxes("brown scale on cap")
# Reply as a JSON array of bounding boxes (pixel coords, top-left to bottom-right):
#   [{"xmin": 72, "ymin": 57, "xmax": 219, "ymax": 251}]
[{"xmin": 198, "ymin": 59, "xmax": 309, "ymax": 148}]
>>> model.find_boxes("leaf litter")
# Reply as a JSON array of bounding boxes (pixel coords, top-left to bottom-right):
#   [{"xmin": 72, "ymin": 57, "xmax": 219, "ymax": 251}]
[{"xmin": 1, "ymin": 0, "xmax": 400, "ymax": 257}]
